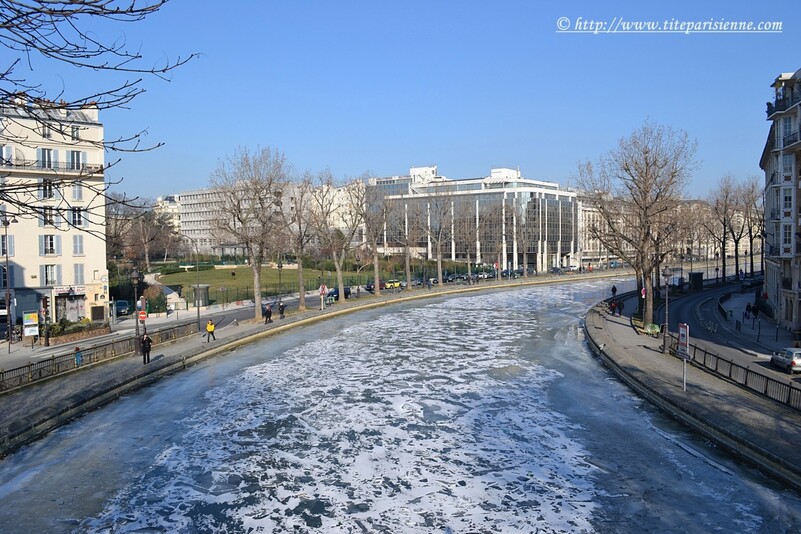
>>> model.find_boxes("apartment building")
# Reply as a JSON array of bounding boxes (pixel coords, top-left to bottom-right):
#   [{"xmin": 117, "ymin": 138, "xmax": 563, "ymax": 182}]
[
  {"xmin": 763, "ymin": 67, "xmax": 801, "ymax": 332},
  {"xmin": 0, "ymin": 97, "xmax": 108, "ymax": 329},
  {"xmin": 370, "ymin": 166, "xmax": 580, "ymax": 272}
]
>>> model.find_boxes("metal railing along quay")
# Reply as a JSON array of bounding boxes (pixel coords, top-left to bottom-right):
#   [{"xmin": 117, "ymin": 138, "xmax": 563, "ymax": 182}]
[{"xmin": 0, "ymin": 321, "xmax": 199, "ymax": 393}]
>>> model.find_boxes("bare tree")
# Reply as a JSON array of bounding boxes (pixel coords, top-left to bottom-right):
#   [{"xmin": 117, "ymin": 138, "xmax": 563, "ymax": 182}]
[
  {"xmin": 577, "ymin": 120, "xmax": 698, "ymax": 326},
  {"xmin": 284, "ymin": 172, "xmax": 316, "ymax": 311},
  {"xmin": 359, "ymin": 178, "xmax": 391, "ymax": 296},
  {"xmin": 742, "ymin": 176, "xmax": 764, "ymax": 276},
  {"xmin": 310, "ymin": 171, "xmax": 363, "ymax": 304},
  {"xmin": 426, "ymin": 184, "xmax": 454, "ymax": 285},
  {"xmin": 704, "ymin": 175, "xmax": 738, "ymax": 283},
  {"xmin": 210, "ymin": 147, "xmax": 290, "ymax": 320},
  {"xmin": 1, "ymin": 1, "xmax": 194, "ymax": 228}
]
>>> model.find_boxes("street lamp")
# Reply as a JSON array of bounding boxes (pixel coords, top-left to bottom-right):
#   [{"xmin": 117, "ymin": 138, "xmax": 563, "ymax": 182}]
[
  {"xmin": 131, "ymin": 268, "xmax": 141, "ymax": 355},
  {"xmin": 662, "ymin": 266, "xmax": 671, "ymax": 354},
  {"xmin": 3, "ymin": 214, "xmax": 17, "ymax": 352},
  {"xmin": 277, "ymin": 258, "xmax": 283, "ymax": 298},
  {"xmin": 183, "ymin": 235, "xmax": 201, "ymax": 332}
]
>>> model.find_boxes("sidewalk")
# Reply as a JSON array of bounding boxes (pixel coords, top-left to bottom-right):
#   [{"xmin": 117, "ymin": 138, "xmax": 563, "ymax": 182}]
[
  {"xmin": 715, "ymin": 291, "xmax": 795, "ymax": 357},
  {"xmin": 587, "ymin": 290, "xmax": 801, "ymax": 491}
]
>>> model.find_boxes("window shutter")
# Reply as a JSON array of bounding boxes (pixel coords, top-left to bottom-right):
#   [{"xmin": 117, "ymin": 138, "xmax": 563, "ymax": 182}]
[
  {"xmin": 55, "ymin": 235, "xmax": 62, "ymax": 256},
  {"xmin": 39, "ymin": 265, "xmax": 45, "ymax": 283},
  {"xmin": 39, "ymin": 236, "xmax": 45, "ymax": 256},
  {"xmin": 37, "ymin": 175, "xmax": 43, "ymax": 199},
  {"xmin": 84, "ymin": 209, "xmax": 89, "ymax": 228},
  {"xmin": 81, "ymin": 151, "xmax": 88, "ymax": 170},
  {"xmin": 2, "ymin": 145, "xmax": 12, "ymax": 164},
  {"xmin": 38, "ymin": 210, "xmax": 44, "ymax": 227},
  {"xmin": 8, "ymin": 265, "xmax": 13, "ymax": 288},
  {"xmin": 56, "ymin": 264, "xmax": 62, "ymax": 285},
  {"xmin": 8, "ymin": 235, "xmax": 13, "ymax": 257},
  {"xmin": 52, "ymin": 149, "xmax": 59, "ymax": 169}
]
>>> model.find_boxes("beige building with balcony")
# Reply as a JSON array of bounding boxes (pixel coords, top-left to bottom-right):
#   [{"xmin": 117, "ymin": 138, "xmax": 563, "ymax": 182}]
[
  {"xmin": 0, "ymin": 98, "xmax": 108, "ymax": 330},
  {"xmin": 762, "ymin": 67, "xmax": 801, "ymax": 333}
]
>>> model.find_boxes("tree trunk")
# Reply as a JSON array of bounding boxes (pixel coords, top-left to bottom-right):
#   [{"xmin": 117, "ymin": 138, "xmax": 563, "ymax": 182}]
[
  {"xmin": 373, "ymin": 248, "xmax": 381, "ymax": 296},
  {"xmin": 296, "ymin": 263, "xmax": 306, "ymax": 311},
  {"xmin": 436, "ymin": 241, "xmax": 444, "ymax": 285},
  {"xmin": 250, "ymin": 253, "xmax": 262, "ymax": 320},
  {"xmin": 404, "ymin": 244, "xmax": 412, "ymax": 289}
]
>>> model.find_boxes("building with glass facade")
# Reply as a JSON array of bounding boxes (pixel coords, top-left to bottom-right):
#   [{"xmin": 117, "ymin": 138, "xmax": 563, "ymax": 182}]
[{"xmin": 369, "ymin": 166, "xmax": 579, "ymax": 273}]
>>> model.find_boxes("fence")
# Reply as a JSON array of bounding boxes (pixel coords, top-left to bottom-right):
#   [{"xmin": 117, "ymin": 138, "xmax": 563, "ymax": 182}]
[
  {"xmin": 0, "ymin": 321, "xmax": 199, "ymax": 392},
  {"xmin": 665, "ymin": 333, "xmax": 801, "ymax": 411}
]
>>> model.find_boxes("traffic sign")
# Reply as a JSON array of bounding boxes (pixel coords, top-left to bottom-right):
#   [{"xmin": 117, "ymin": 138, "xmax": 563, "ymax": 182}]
[{"xmin": 138, "ymin": 311, "xmax": 147, "ymax": 321}]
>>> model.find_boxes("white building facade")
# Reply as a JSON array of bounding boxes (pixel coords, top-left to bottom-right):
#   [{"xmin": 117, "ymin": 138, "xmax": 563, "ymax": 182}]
[
  {"xmin": 763, "ymin": 67, "xmax": 801, "ymax": 333},
  {"xmin": 1, "ymin": 98, "xmax": 108, "ymax": 328}
]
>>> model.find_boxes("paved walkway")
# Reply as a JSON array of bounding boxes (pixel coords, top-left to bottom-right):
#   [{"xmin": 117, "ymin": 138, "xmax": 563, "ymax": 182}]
[{"xmin": 587, "ymin": 288, "xmax": 801, "ymax": 491}]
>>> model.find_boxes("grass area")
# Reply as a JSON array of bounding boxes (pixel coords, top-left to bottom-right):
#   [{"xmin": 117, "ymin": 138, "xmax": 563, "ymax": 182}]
[{"xmin": 157, "ymin": 265, "xmax": 391, "ymax": 303}]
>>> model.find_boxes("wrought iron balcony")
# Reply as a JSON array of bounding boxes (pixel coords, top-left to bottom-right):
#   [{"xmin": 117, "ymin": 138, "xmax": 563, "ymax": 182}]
[
  {"xmin": 768, "ymin": 93, "xmax": 801, "ymax": 118},
  {"xmin": 784, "ymin": 128, "xmax": 801, "ymax": 149},
  {"xmin": 0, "ymin": 159, "xmax": 103, "ymax": 174}
]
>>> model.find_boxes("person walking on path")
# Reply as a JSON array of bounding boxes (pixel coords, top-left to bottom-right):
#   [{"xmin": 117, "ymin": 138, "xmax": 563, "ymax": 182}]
[
  {"xmin": 141, "ymin": 334, "xmax": 152, "ymax": 364},
  {"xmin": 611, "ymin": 285, "xmax": 617, "ymax": 298},
  {"xmin": 74, "ymin": 347, "xmax": 83, "ymax": 367},
  {"xmin": 617, "ymin": 299, "xmax": 625, "ymax": 317},
  {"xmin": 278, "ymin": 301, "xmax": 286, "ymax": 319},
  {"xmin": 205, "ymin": 320, "xmax": 216, "ymax": 342},
  {"xmin": 264, "ymin": 304, "xmax": 273, "ymax": 324}
]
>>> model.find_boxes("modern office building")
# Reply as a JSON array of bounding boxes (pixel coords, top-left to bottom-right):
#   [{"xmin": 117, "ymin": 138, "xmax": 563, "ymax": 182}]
[
  {"xmin": 370, "ymin": 166, "xmax": 580, "ymax": 272},
  {"xmin": 0, "ymin": 97, "xmax": 108, "ymax": 329},
  {"xmin": 763, "ymin": 67, "xmax": 801, "ymax": 332}
]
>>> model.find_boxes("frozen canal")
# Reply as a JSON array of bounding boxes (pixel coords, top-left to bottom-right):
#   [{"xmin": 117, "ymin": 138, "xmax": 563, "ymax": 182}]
[{"xmin": 2, "ymin": 279, "xmax": 801, "ymax": 533}]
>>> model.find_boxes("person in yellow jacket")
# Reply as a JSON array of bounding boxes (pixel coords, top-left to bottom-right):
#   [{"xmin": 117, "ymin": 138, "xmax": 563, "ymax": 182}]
[{"xmin": 205, "ymin": 319, "xmax": 216, "ymax": 342}]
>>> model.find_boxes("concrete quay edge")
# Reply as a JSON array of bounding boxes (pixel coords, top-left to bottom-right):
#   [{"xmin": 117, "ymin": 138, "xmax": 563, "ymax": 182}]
[{"xmin": 584, "ymin": 302, "xmax": 801, "ymax": 492}]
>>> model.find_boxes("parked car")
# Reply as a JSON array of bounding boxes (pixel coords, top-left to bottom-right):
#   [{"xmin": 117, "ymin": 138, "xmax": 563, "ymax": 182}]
[
  {"xmin": 770, "ymin": 348, "xmax": 801, "ymax": 374},
  {"xmin": 385, "ymin": 279, "xmax": 401, "ymax": 289},
  {"xmin": 549, "ymin": 267, "xmax": 563, "ymax": 275},
  {"xmin": 365, "ymin": 280, "xmax": 386, "ymax": 292},
  {"xmin": 326, "ymin": 287, "xmax": 351, "ymax": 301},
  {"xmin": 114, "ymin": 300, "xmax": 130, "ymax": 316}
]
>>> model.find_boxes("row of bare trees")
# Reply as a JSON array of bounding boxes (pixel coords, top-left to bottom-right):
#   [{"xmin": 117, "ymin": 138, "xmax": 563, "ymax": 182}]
[{"xmin": 577, "ymin": 120, "xmax": 763, "ymax": 326}]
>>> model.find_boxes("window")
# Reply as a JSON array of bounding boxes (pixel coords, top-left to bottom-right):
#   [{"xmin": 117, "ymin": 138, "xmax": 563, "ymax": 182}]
[
  {"xmin": 784, "ymin": 188, "xmax": 793, "ymax": 210},
  {"xmin": 40, "ymin": 148, "xmax": 53, "ymax": 169},
  {"xmin": 784, "ymin": 117, "xmax": 793, "ymax": 137},
  {"xmin": 40, "ymin": 178, "xmax": 56, "ymax": 199},
  {"xmin": 73, "ymin": 234, "xmax": 84, "ymax": 255},
  {"xmin": 0, "ymin": 234, "xmax": 11, "ymax": 256},
  {"xmin": 74, "ymin": 263, "xmax": 84, "ymax": 285},
  {"xmin": 43, "ymin": 235, "xmax": 56, "ymax": 255},
  {"xmin": 71, "ymin": 207, "xmax": 84, "ymax": 227},
  {"xmin": 784, "ymin": 224, "xmax": 792, "ymax": 245},
  {"xmin": 71, "ymin": 125, "xmax": 80, "ymax": 141},
  {"xmin": 42, "ymin": 206, "xmax": 56, "ymax": 226},
  {"xmin": 785, "ymin": 154, "xmax": 795, "ymax": 176},
  {"xmin": 41, "ymin": 123, "xmax": 52, "ymax": 139},
  {"xmin": 72, "ymin": 182, "xmax": 83, "ymax": 201},
  {"xmin": 44, "ymin": 264, "xmax": 57, "ymax": 285},
  {"xmin": 69, "ymin": 150, "xmax": 82, "ymax": 171}
]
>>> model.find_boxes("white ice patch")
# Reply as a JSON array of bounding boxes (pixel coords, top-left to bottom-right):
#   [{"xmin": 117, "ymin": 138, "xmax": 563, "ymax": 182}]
[{"xmin": 83, "ymin": 288, "xmax": 601, "ymax": 532}]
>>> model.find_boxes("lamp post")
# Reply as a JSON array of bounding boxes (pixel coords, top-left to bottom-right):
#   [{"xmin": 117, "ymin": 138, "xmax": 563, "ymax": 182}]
[
  {"xmin": 277, "ymin": 259, "xmax": 283, "ymax": 298},
  {"xmin": 3, "ymin": 214, "xmax": 17, "ymax": 352},
  {"xmin": 183, "ymin": 235, "xmax": 201, "ymax": 332},
  {"xmin": 131, "ymin": 268, "xmax": 141, "ymax": 355},
  {"xmin": 663, "ymin": 266, "xmax": 671, "ymax": 354}
]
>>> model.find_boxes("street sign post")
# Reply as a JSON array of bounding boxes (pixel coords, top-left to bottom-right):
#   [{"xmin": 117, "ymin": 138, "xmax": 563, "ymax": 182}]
[
  {"xmin": 678, "ymin": 322, "xmax": 690, "ymax": 391},
  {"xmin": 138, "ymin": 310, "xmax": 147, "ymax": 322}
]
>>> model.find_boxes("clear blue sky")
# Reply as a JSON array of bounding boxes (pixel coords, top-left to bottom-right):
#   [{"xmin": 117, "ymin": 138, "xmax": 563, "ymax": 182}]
[{"xmin": 80, "ymin": 1, "xmax": 799, "ymax": 199}]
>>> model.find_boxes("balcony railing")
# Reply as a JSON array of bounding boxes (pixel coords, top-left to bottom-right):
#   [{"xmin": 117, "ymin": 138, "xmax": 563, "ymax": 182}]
[
  {"xmin": 768, "ymin": 93, "xmax": 801, "ymax": 117},
  {"xmin": 0, "ymin": 159, "xmax": 103, "ymax": 174},
  {"xmin": 784, "ymin": 128, "xmax": 801, "ymax": 148}
]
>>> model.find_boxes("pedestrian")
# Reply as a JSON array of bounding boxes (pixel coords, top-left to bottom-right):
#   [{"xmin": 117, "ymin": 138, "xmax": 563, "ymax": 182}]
[
  {"xmin": 610, "ymin": 299, "xmax": 617, "ymax": 315},
  {"xmin": 617, "ymin": 300, "xmax": 624, "ymax": 317},
  {"xmin": 206, "ymin": 319, "xmax": 216, "ymax": 342},
  {"xmin": 278, "ymin": 301, "xmax": 286, "ymax": 319},
  {"xmin": 265, "ymin": 304, "xmax": 273, "ymax": 324},
  {"xmin": 74, "ymin": 346, "xmax": 83, "ymax": 367},
  {"xmin": 745, "ymin": 303, "xmax": 752, "ymax": 319},
  {"xmin": 141, "ymin": 333, "xmax": 152, "ymax": 364},
  {"xmin": 611, "ymin": 284, "xmax": 617, "ymax": 298}
]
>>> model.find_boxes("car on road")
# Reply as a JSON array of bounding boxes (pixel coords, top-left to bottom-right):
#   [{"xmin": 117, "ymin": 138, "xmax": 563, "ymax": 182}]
[
  {"xmin": 365, "ymin": 280, "xmax": 386, "ymax": 292},
  {"xmin": 326, "ymin": 287, "xmax": 351, "ymax": 301},
  {"xmin": 770, "ymin": 348, "xmax": 801, "ymax": 374},
  {"xmin": 114, "ymin": 300, "xmax": 130, "ymax": 316},
  {"xmin": 385, "ymin": 279, "xmax": 402, "ymax": 289}
]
